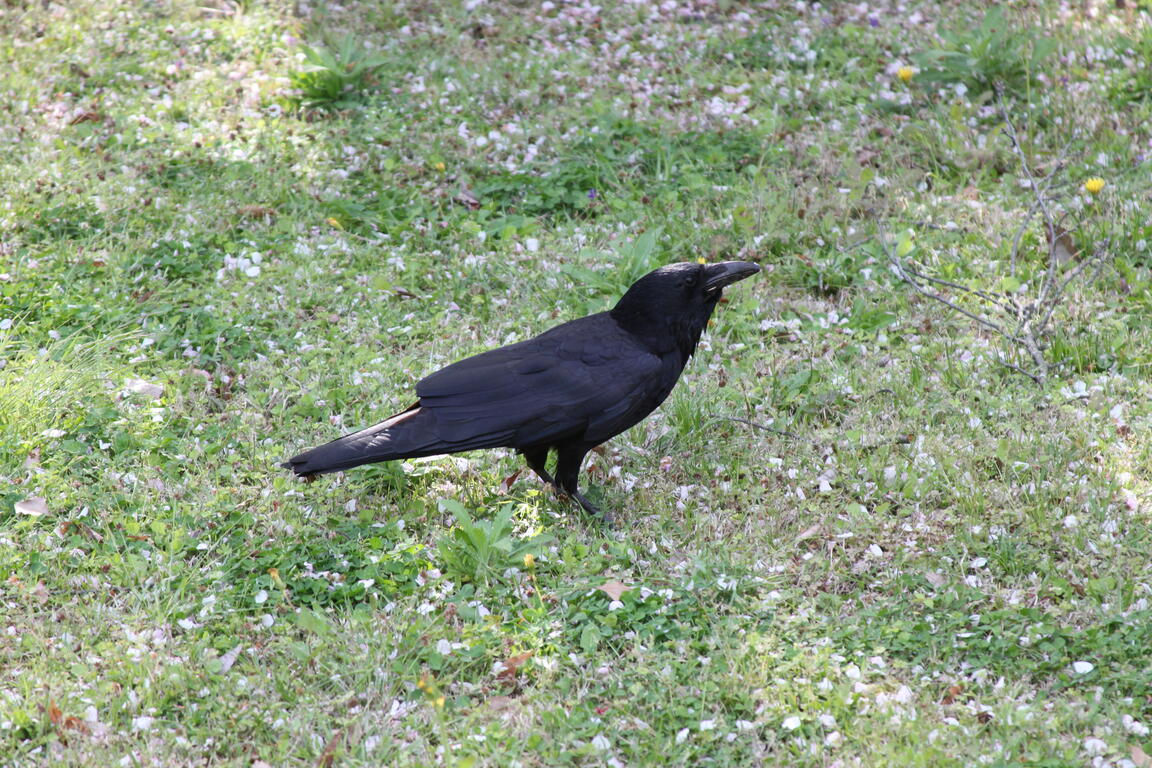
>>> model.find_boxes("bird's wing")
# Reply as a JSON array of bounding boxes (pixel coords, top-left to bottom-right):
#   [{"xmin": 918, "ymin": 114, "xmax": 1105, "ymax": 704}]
[{"xmin": 416, "ymin": 314, "xmax": 668, "ymax": 448}]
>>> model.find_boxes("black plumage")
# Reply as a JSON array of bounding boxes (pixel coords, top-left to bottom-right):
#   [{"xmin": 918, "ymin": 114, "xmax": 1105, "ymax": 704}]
[{"xmin": 283, "ymin": 260, "xmax": 759, "ymax": 521}]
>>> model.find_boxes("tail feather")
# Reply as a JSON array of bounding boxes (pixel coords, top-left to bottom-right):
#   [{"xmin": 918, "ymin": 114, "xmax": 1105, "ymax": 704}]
[
  {"xmin": 281, "ymin": 404, "xmax": 517, "ymax": 477},
  {"xmin": 282, "ymin": 405, "xmax": 426, "ymax": 476}
]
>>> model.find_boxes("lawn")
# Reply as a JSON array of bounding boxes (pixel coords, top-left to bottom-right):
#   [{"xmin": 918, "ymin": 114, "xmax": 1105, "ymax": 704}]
[{"xmin": 2, "ymin": 0, "xmax": 1152, "ymax": 765}]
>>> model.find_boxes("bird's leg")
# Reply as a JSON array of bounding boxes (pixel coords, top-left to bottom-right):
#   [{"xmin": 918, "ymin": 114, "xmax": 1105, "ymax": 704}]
[
  {"xmin": 521, "ymin": 447, "xmax": 556, "ymax": 487},
  {"xmin": 555, "ymin": 447, "xmax": 614, "ymax": 525}
]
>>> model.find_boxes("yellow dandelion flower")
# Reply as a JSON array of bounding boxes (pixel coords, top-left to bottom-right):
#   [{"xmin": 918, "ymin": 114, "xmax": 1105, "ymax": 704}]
[
  {"xmin": 433, "ymin": 161, "xmax": 446, "ymax": 172},
  {"xmin": 696, "ymin": 257, "xmax": 707, "ymax": 265},
  {"xmin": 434, "ymin": 696, "xmax": 445, "ymax": 708},
  {"xmin": 897, "ymin": 66, "xmax": 914, "ymax": 83},
  {"xmin": 523, "ymin": 553, "xmax": 536, "ymax": 569},
  {"xmin": 1083, "ymin": 177, "xmax": 1105, "ymax": 195}
]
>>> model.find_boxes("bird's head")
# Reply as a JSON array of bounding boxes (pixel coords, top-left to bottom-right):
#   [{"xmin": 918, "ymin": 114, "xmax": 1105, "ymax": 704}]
[{"xmin": 610, "ymin": 261, "xmax": 760, "ymax": 354}]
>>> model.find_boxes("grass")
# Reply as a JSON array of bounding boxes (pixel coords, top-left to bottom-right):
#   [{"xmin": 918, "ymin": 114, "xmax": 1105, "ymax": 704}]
[{"xmin": 2, "ymin": 0, "xmax": 1152, "ymax": 765}]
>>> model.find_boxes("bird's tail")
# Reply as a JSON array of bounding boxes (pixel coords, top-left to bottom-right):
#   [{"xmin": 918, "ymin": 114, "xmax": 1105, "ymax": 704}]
[{"xmin": 281, "ymin": 404, "xmax": 433, "ymax": 476}]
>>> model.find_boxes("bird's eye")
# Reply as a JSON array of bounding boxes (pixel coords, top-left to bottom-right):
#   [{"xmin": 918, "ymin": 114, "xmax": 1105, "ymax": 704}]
[{"xmin": 684, "ymin": 275, "xmax": 697, "ymax": 287}]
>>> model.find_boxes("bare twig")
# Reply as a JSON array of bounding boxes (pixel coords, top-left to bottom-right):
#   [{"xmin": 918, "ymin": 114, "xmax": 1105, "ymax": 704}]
[
  {"xmin": 887, "ymin": 245, "xmax": 1025, "ymax": 345},
  {"xmin": 896, "ymin": 261, "xmax": 1012, "ymax": 310},
  {"xmin": 1035, "ymin": 239, "xmax": 1110, "ymax": 337},
  {"xmin": 879, "ymin": 90, "xmax": 1112, "ymax": 385},
  {"xmin": 995, "ymin": 356, "xmax": 1044, "ymax": 384},
  {"xmin": 710, "ymin": 415, "xmax": 812, "ymax": 443}
]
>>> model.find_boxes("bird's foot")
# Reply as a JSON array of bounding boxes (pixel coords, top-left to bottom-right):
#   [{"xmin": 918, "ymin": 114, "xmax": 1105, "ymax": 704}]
[
  {"xmin": 574, "ymin": 491, "xmax": 615, "ymax": 527},
  {"xmin": 552, "ymin": 484, "xmax": 615, "ymax": 527}
]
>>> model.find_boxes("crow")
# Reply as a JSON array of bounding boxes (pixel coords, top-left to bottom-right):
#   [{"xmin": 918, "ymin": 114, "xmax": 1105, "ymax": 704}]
[{"xmin": 282, "ymin": 260, "xmax": 759, "ymax": 521}]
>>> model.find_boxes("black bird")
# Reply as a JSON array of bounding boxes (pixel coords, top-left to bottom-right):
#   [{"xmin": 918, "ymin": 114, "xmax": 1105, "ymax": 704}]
[{"xmin": 283, "ymin": 260, "xmax": 759, "ymax": 521}]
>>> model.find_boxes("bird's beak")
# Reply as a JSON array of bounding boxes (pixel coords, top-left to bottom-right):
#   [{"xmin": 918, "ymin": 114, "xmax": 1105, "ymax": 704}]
[{"xmin": 704, "ymin": 261, "xmax": 761, "ymax": 294}]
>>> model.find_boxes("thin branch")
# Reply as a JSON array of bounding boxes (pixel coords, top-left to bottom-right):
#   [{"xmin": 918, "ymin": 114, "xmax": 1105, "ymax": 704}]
[
  {"xmin": 897, "ymin": 262, "xmax": 1012, "ymax": 311},
  {"xmin": 890, "ymin": 257, "xmax": 1025, "ymax": 344},
  {"xmin": 995, "ymin": 356, "xmax": 1043, "ymax": 384},
  {"xmin": 1035, "ymin": 240, "xmax": 1111, "ymax": 337},
  {"xmin": 710, "ymin": 416, "xmax": 812, "ymax": 443},
  {"xmin": 998, "ymin": 89, "xmax": 1057, "ymax": 253}
]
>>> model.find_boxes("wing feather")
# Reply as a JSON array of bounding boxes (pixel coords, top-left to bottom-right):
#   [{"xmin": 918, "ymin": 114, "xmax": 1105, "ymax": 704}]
[{"xmin": 415, "ymin": 314, "xmax": 669, "ymax": 448}]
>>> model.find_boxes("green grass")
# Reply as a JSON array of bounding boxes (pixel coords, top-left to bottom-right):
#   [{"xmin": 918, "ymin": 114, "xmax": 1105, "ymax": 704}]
[{"xmin": 2, "ymin": 0, "xmax": 1152, "ymax": 765}]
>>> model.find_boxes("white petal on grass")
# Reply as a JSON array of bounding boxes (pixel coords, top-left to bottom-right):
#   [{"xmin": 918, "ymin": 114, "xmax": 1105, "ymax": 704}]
[
  {"xmin": 1123, "ymin": 714, "xmax": 1150, "ymax": 736},
  {"xmin": 132, "ymin": 715, "xmax": 154, "ymax": 731},
  {"xmin": 1083, "ymin": 737, "xmax": 1107, "ymax": 755},
  {"xmin": 15, "ymin": 497, "xmax": 49, "ymax": 517},
  {"xmin": 1072, "ymin": 661, "xmax": 1094, "ymax": 674},
  {"xmin": 254, "ymin": 590, "xmax": 268, "ymax": 604},
  {"xmin": 675, "ymin": 728, "xmax": 690, "ymax": 744},
  {"xmin": 700, "ymin": 719, "xmax": 716, "ymax": 731},
  {"xmin": 126, "ymin": 378, "xmax": 164, "ymax": 399},
  {"xmin": 219, "ymin": 644, "xmax": 243, "ymax": 674},
  {"xmin": 782, "ymin": 716, "xmax": 802, "ymax": 731}
]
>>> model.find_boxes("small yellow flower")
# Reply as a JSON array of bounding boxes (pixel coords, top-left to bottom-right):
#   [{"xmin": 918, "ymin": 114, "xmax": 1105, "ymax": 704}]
[
  {"xmin": 1083, "ymin": 177, "xmax": 1105, "ymax": 195},
  {"xmin": 433, "ymin": 161, "xmax": 446, "ymax": 172},
  {"xmin": 326, "ymin": 217, "xmax": 343, "ymax": 230},
  {"xmin": 434, "ymin": 696, "xmax": 445, "ymax": 708},
  {"xmin": 696, "ymin": 257, "xmax": 707, "ymax": 265},
  {"xmin": 897, "ymin": 66, "xmax": 914, "ymax": 83},
  {"xmin": 523, "ymin": 553, "xmax": 536, "ymax": 569}
]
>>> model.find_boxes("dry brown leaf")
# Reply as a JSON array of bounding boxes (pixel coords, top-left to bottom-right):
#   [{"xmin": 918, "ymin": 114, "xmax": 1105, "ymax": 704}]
[
  {"xmin": 924, "ymin": 571, "xmax": 947, "ymax": 588},
  {"xmin": 237, "ymin": 204, "xmax": 277, "ymax": 220},
  {"xmin": 496, "ymin": 651, "xmax": 533, "ymax": 683},
  {"xmin": 60, "ymin": 520, "xmax": 105, "ymax": 543},
  {"xmin": 48, "ymin": 700, "xmax": 63, "ymax": 727},
  {"xmin": 1047, "ymin": 226, "xmax": 1079, "ymax": 265},
  {"xmin": 941, "ymin": 684, "xmax": 963, "ymax": 705},
  {"xmin": 498, "ymin": 469, "xmax": 522, "ymax": 495},
  {"xmin": 454, "ymin": 187, "xmax": 481, "ymax": 210},
  {"xmin": 62, "ymin": 715, "xmax": 90, "ymax": 735},
  {"xmin": 15, "ymin": 497, "xmax": 49, "ymax": 517},
  {"xmin": 598, "ymin": 580, "xmax": 631, "ymax": 601},
  {"xmin": 317, "ymin": 729, "xmax": 343, "ymax": 768},
  {"xmin": 68, "ymin": 110, "xmax": 102, "ymax": 125},
  {"xmin": 487, "ymin": 695, "xmax": 516, "ymax": 711},
  {"xmin": 795, "ymin": 524, "xmax": 820, "ymax": 541}
]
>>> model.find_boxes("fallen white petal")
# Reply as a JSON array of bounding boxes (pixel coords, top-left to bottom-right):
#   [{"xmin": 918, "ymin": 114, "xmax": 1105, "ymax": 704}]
[{"xmin": 15, "ymin": 497, "xmax": 49, "ymax": 517}]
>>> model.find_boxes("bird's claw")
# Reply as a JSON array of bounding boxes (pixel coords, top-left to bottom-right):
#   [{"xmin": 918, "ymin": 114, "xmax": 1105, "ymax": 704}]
[{"xmin": 553, "ymin": 485, "xmax": 615, "ymax": 527}]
